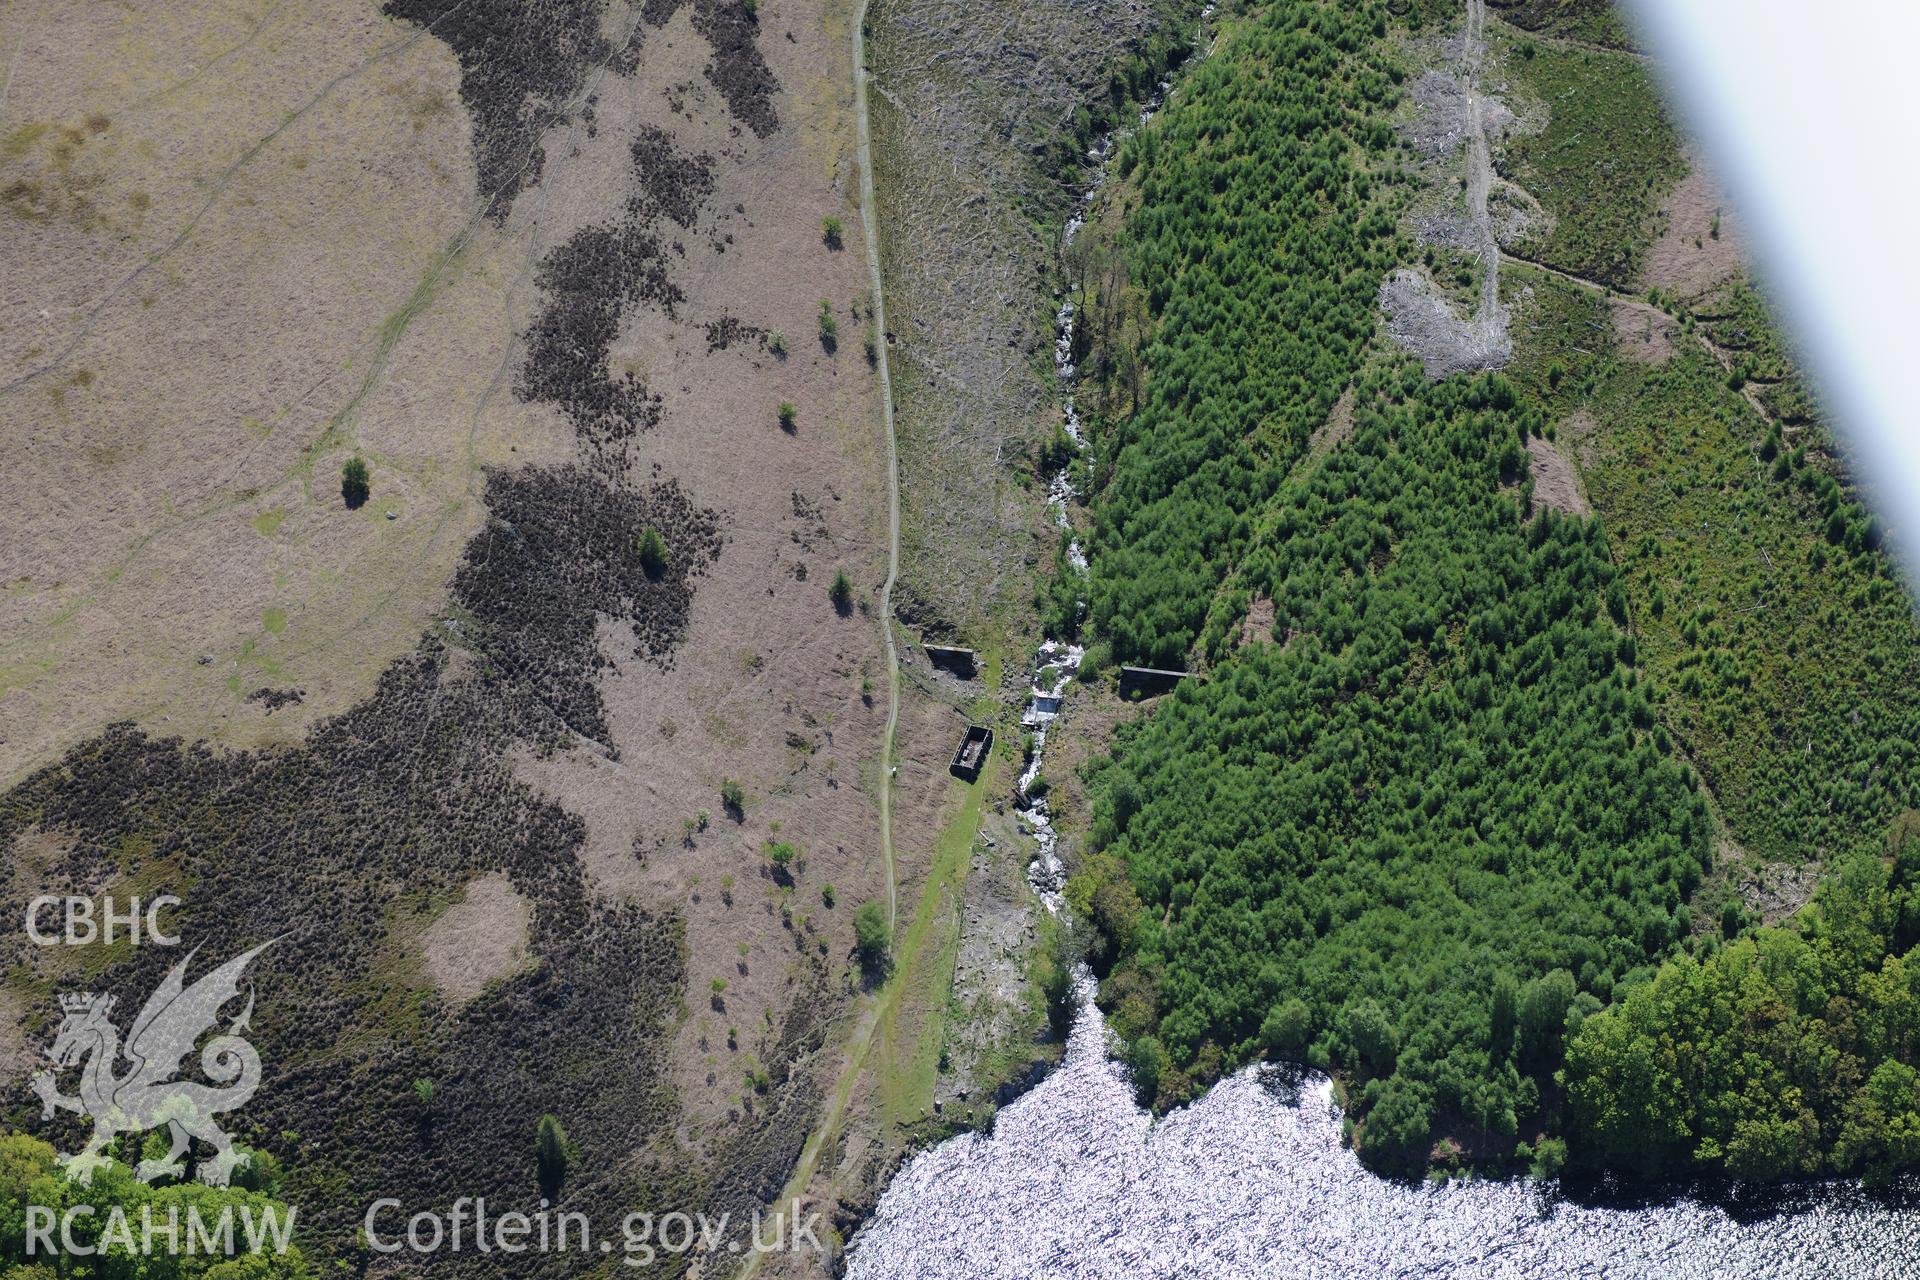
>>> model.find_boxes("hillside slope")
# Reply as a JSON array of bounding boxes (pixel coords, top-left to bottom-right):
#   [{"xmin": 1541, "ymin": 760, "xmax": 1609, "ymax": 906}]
[
  {"xmin": 1054, "ymin": 0, "xmax": 1920, "ymax": 1181},
  {"xmin": 2, "ymin": 2, "xmax": 904, "ymax": 1274}
]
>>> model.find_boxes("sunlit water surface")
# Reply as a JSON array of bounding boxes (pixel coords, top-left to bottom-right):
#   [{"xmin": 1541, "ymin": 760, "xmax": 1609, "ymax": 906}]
[{"xmin": 846, "ymin": 991, "xmax": 1920, "ymax": 1279}]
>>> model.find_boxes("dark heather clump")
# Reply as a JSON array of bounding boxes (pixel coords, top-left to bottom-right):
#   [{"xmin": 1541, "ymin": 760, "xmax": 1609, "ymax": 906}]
[
  {"xmin": 0, "ymin": 651, "xmax": 700, "ymax": 1277},
  {"xmin": 643, "ymin": 0, "xmax": 781, "ymax": 137},
  {"xmin": 517, "ymin": 224, "xmax": 676, "ymax": 467},
  {"xmin": 382, "ymin": 0, "xmax": 622, "ymax": 216},
  {"xmin": 630, "ymin": 124, "xmax": 717, "ymax": 227},
  {"xmin": 452, "ymin": 466, "xmax": 722, "ymax": 752},
  {"xmin": 705, "ymin": 311, "xmax": 764, "ymax": 352},
  {"xmin": 244, "ymin": 686, "xmax": 305, "ymax": 714},
  {"xmin": 516, "ymin": 123, "xmax": 716, "ymax": 472}
]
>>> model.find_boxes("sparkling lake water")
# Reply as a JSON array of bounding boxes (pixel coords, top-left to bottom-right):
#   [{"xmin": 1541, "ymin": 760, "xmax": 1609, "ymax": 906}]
[{"xmin": 847, "ymin": 989, "xmax": 1920, "ymax": 1279}]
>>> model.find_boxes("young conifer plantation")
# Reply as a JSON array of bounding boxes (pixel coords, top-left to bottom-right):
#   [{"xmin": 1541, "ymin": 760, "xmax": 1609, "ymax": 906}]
[{"xmin": 1067, "ymin": 0, "xmax": 1920, "ymax": 1178}]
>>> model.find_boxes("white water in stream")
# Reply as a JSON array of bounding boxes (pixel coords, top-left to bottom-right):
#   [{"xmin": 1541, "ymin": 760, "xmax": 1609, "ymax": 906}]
[
  {"xmin": 1017, "ymin": 44, "xmax": 1186, "ymax": 919},
  {"xmin": 1019, "ymin": 234, "xmax": 1093, "ymax": 909}
]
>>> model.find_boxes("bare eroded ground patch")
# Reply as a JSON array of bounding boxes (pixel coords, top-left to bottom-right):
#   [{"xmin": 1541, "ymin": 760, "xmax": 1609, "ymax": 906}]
[
  {"xmin": 1298, "ymin": 386, "xmax": 1356, "ymax": 473},
  {"xmin": 1640, "ymin": 156, "xmax": 1746, "ymax": 300},
  {"xmin": 1610, "ymin": 296, "xmax": 1678, "ymax": 365},
  {"xmin": 421, "ymin": 872, "xmax": 532, "ymax": 1003},
  {"xmin": 1526, "ymin": 432, "xmax": 1591, "ymax": 517}
]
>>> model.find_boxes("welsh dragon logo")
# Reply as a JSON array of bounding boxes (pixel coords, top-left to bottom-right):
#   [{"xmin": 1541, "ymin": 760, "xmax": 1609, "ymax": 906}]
[{"xmin": 30, "ymin": 943, "xmax": 271, "ymax": 1187}]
